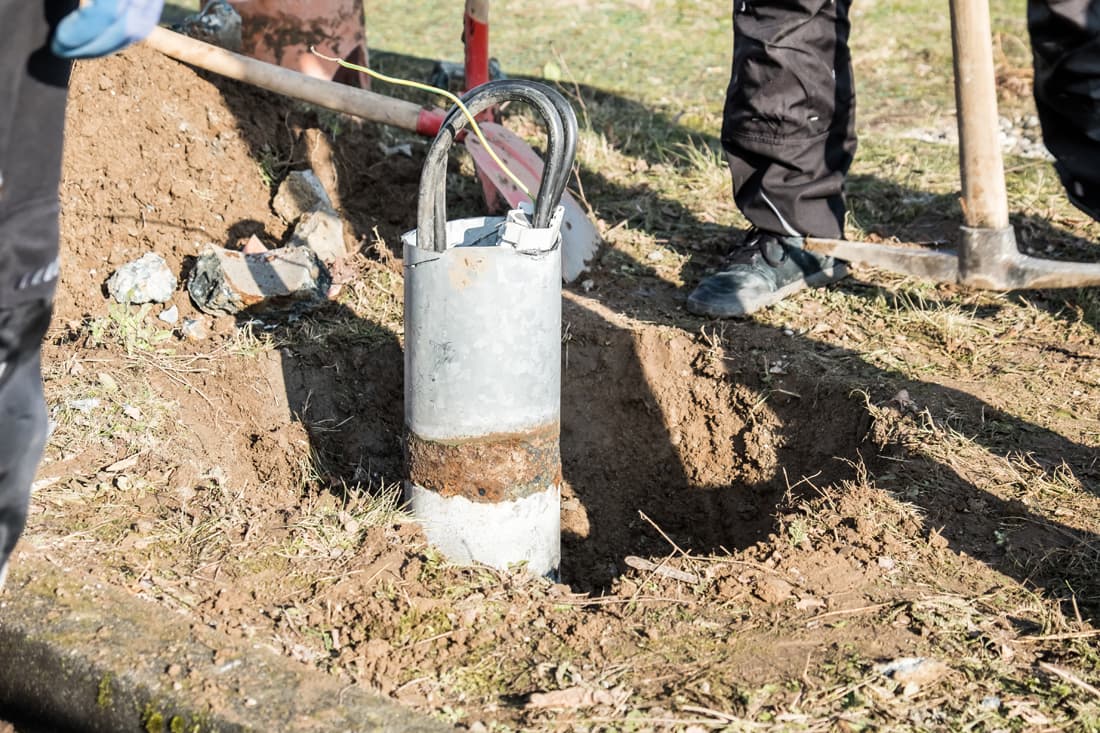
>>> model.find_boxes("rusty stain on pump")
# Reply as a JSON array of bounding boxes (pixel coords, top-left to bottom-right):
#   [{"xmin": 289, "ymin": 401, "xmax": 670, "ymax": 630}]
[
  {"xmin": 447, "ymin": 252, "xmax": 487, "ymax": 291},
  {"xmin": 406, "ymin": 423, "xmax": 561, "ymax": 503}
]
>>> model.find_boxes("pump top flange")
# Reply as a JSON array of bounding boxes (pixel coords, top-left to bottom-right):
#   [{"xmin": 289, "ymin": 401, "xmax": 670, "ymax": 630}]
[{"xmin": 413, "ymin": 80, "xmax": 579, "ymax": 253}]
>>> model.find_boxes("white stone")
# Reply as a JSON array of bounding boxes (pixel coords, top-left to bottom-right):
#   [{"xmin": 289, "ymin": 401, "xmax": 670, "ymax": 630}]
[
  {"xmin": 107, "ymin": 253, "xmax": 177, "ymax": 304},
  {"xmin": 158, "ymin": 304, "xmax": 179, "ymax": 324}
]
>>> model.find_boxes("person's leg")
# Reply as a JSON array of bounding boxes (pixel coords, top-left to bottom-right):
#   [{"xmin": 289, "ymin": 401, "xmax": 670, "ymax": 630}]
[
  {"xmin": 0, "ymin": 315, "xmax": 52, "ymax": 582},
  {"xmin": 688, "ymin": 0, "xmax": 856, "ymax": 318},
  {"xmin": 1028, "ymin": 0, "xmax": 1100, "ymax": 221},
  {"xmin": 0, "ymin": 0, "xmax": 76, "ymax": 584}
]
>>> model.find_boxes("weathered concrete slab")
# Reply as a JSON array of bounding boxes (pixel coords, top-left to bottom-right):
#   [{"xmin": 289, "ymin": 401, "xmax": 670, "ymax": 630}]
[
  {"xmin": 188, "ymin": 246, "xmax": 331, "ymax": 316},
  {"xmin": 0, "ymin": 558, "xmax": 445, "ymax": 733}
]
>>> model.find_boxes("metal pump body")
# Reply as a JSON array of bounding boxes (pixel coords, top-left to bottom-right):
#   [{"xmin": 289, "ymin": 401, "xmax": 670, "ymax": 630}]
[{"xmin": 402, "ymin": 81, "xmax": 577, "ymax": 577}]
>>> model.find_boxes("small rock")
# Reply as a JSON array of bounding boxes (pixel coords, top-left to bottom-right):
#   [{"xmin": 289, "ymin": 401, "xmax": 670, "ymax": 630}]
[
  {"xmin": 122, "ymin": 405, "xmax": 142, "ymax": 421},
  {"xmin": 876, "ymin": 657, "xmax": 949, "ymax": 695},
  {"xmin": 273, "ymin": 170, "xmax": 334, "ymax": 223},
  {"xmin": 877, "ymin": 556, "xmax": 896, "ymax": 570},
  {"xmin": 181, "ymin": 318, "xmax": 209, "ymax": 341},
  {"xmin": 889, "ymin": 389, "xmax": 918, "ymax": 413},
  {"xmin": 158, "ymin": 305, "xmax": 179, "ymax": 324},
  {"xmin": 287, "ymin": 208, "xmax": 347, "ymax": 263},
  {"xmin": 107, "ymin": 253, "xmax": 177, "ymax": 304},
  {"xmin": 581, "ymin": 279, "xmax": 595, "ymax": 292},
  {"xmin": 187, "ymin": 245, "xmax": 332, "ymax": 316},
  {"xmin": 794, "ymin": 594, "xmax": 825, "ymax": 611},
  {"xmin": 379, "ymin": 142, "xmax": 414, "ymax": 157}
]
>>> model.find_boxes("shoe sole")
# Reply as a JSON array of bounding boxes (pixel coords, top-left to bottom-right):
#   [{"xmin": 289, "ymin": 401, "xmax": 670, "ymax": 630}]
[{"xmin": 686, "ymin": 262, "xmax": 850, "ymax": 318}]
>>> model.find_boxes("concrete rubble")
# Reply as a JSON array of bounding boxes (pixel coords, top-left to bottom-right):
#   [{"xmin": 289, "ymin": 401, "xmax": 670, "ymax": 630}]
[
  {"xmin": 274, "ymin": 169, "xmax": 349, "ymax": 264},
  {"xmin": 188, "ymin": 246, "xmax": 332, "ymax": 316},
  {"xmin": 107, "ymin": 253, "xmax": 177, "ymax": 305},
  {"xmin": 287, "ymin": 208, "xmax": 347, "ymax": 264},
  {"xmin": 273, "ymin": 170, "xmax": 334, "ymax": 223}
]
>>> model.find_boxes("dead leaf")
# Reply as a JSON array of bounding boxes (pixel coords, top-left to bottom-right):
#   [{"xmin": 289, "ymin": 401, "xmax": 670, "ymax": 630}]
[{"xmin": 104, "ymin": 453, "xmax": 142, "ymax": 473}]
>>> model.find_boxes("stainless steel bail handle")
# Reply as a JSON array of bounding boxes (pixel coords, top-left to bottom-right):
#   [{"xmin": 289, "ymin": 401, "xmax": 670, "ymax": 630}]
[{"xmin": 415, "ymin": 80, "xmax": 579, "ymax": 253}]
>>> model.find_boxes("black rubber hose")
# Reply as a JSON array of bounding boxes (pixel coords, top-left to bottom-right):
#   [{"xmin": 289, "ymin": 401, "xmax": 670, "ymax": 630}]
[
  {"xmin": 415, "ymin": 80, "xmax": 579, "ymax": 252},
  {"xmin": 435, "ymin": 80, "xmax": 572, "ymax": 230},
  {"xmin": 421, "ymin": 81, "xmax": 566, "ymax": 248}
]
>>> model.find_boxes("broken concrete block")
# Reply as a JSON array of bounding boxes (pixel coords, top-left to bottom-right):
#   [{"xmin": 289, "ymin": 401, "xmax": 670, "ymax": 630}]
[
  {"xmin": 273, "ymin": 170, "xmax": 334, "ymax": 224},
  {"xmin": 187, "ymin": 246, "xmax": 331, "ymax": 316},
  {"xmin": 287, "ymin": 208, "xmax": 347, "ymax": 263},
  {"xmin": 107, "ymin": 252, "xmax": 177, "ymax": 304}
]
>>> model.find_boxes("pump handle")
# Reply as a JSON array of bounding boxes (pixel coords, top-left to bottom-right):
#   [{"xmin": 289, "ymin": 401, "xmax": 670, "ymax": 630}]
[{"xmin": 416, "ymin": 80, "xmax": 578, "ymax": 253}]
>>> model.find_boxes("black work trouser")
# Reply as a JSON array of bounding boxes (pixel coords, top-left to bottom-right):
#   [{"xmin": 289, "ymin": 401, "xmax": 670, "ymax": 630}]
[
  {"xmin": 723, "ymin": 0, "xmax": 1100, "ymax": 238},
  {"xmin": 1029, "ymin": 0, "xmax": 1100, "ymax": 221},
  {"xmin": 0, "ymin": 0, "xmax": 76, "ymax": 572},
  {"xmin": 722, "ymin": 0, "xmax": 857, "ymax": 239}
]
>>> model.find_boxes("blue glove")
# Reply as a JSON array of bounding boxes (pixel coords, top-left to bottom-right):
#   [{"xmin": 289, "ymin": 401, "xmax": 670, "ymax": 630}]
[{"xmin": 52, "ymin": 0, "xmax": 165, "ymax": 59}]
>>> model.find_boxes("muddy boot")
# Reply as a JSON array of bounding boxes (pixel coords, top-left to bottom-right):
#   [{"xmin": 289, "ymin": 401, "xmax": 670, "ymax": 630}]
[{"xmin": 686, "ymin": 229, "xmax": 848, "ymax": 318}]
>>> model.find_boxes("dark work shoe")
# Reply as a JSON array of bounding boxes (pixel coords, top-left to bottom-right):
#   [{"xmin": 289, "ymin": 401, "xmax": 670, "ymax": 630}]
[{"xmin": 686, "ymin": 229, "xmax": 848, "ymax": 317}]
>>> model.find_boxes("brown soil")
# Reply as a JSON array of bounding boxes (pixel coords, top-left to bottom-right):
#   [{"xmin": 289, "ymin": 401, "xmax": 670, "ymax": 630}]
[{"xmin": 13, "ymin": 43, "xmax": 1100, "ymax": 730}]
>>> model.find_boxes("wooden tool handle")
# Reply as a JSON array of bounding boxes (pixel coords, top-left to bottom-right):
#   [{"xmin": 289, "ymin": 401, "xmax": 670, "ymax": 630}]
[
  {"xmin": 950, "ymin": 0, "xmax": 1010, "ymax": 230},
  {"xmin": 144, "ymin": 26, "xmax": 425, "ymax": 134}
]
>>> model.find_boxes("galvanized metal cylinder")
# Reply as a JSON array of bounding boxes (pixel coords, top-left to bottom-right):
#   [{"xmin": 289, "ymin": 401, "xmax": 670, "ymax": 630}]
[{"xmin": 402, "ymin": 209, "xmax": 563, "ymax": 577}]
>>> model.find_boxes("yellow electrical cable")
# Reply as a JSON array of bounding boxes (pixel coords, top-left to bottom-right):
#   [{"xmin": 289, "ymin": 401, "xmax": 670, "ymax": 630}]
[{"xmin": 309, "ymin": 47, "xmax": 532, "ymax": 198}]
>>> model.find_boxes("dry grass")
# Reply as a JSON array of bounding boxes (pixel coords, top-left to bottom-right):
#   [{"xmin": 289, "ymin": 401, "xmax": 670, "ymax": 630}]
[{"xmin": 22, "ymin": 1, "xmax": 1100, "ymax": 731}]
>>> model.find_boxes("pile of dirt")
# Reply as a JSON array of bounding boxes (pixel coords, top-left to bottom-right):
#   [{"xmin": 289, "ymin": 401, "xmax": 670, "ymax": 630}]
[{"xmin": 13, "ymin": 40, "xmax": 1099, "ymax": 731}]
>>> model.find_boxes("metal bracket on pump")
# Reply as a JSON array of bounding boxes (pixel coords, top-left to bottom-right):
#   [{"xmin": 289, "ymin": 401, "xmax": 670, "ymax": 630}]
[{"xmin": 402, "ymin": 81, "xmax": 578, "ymax": 578}]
